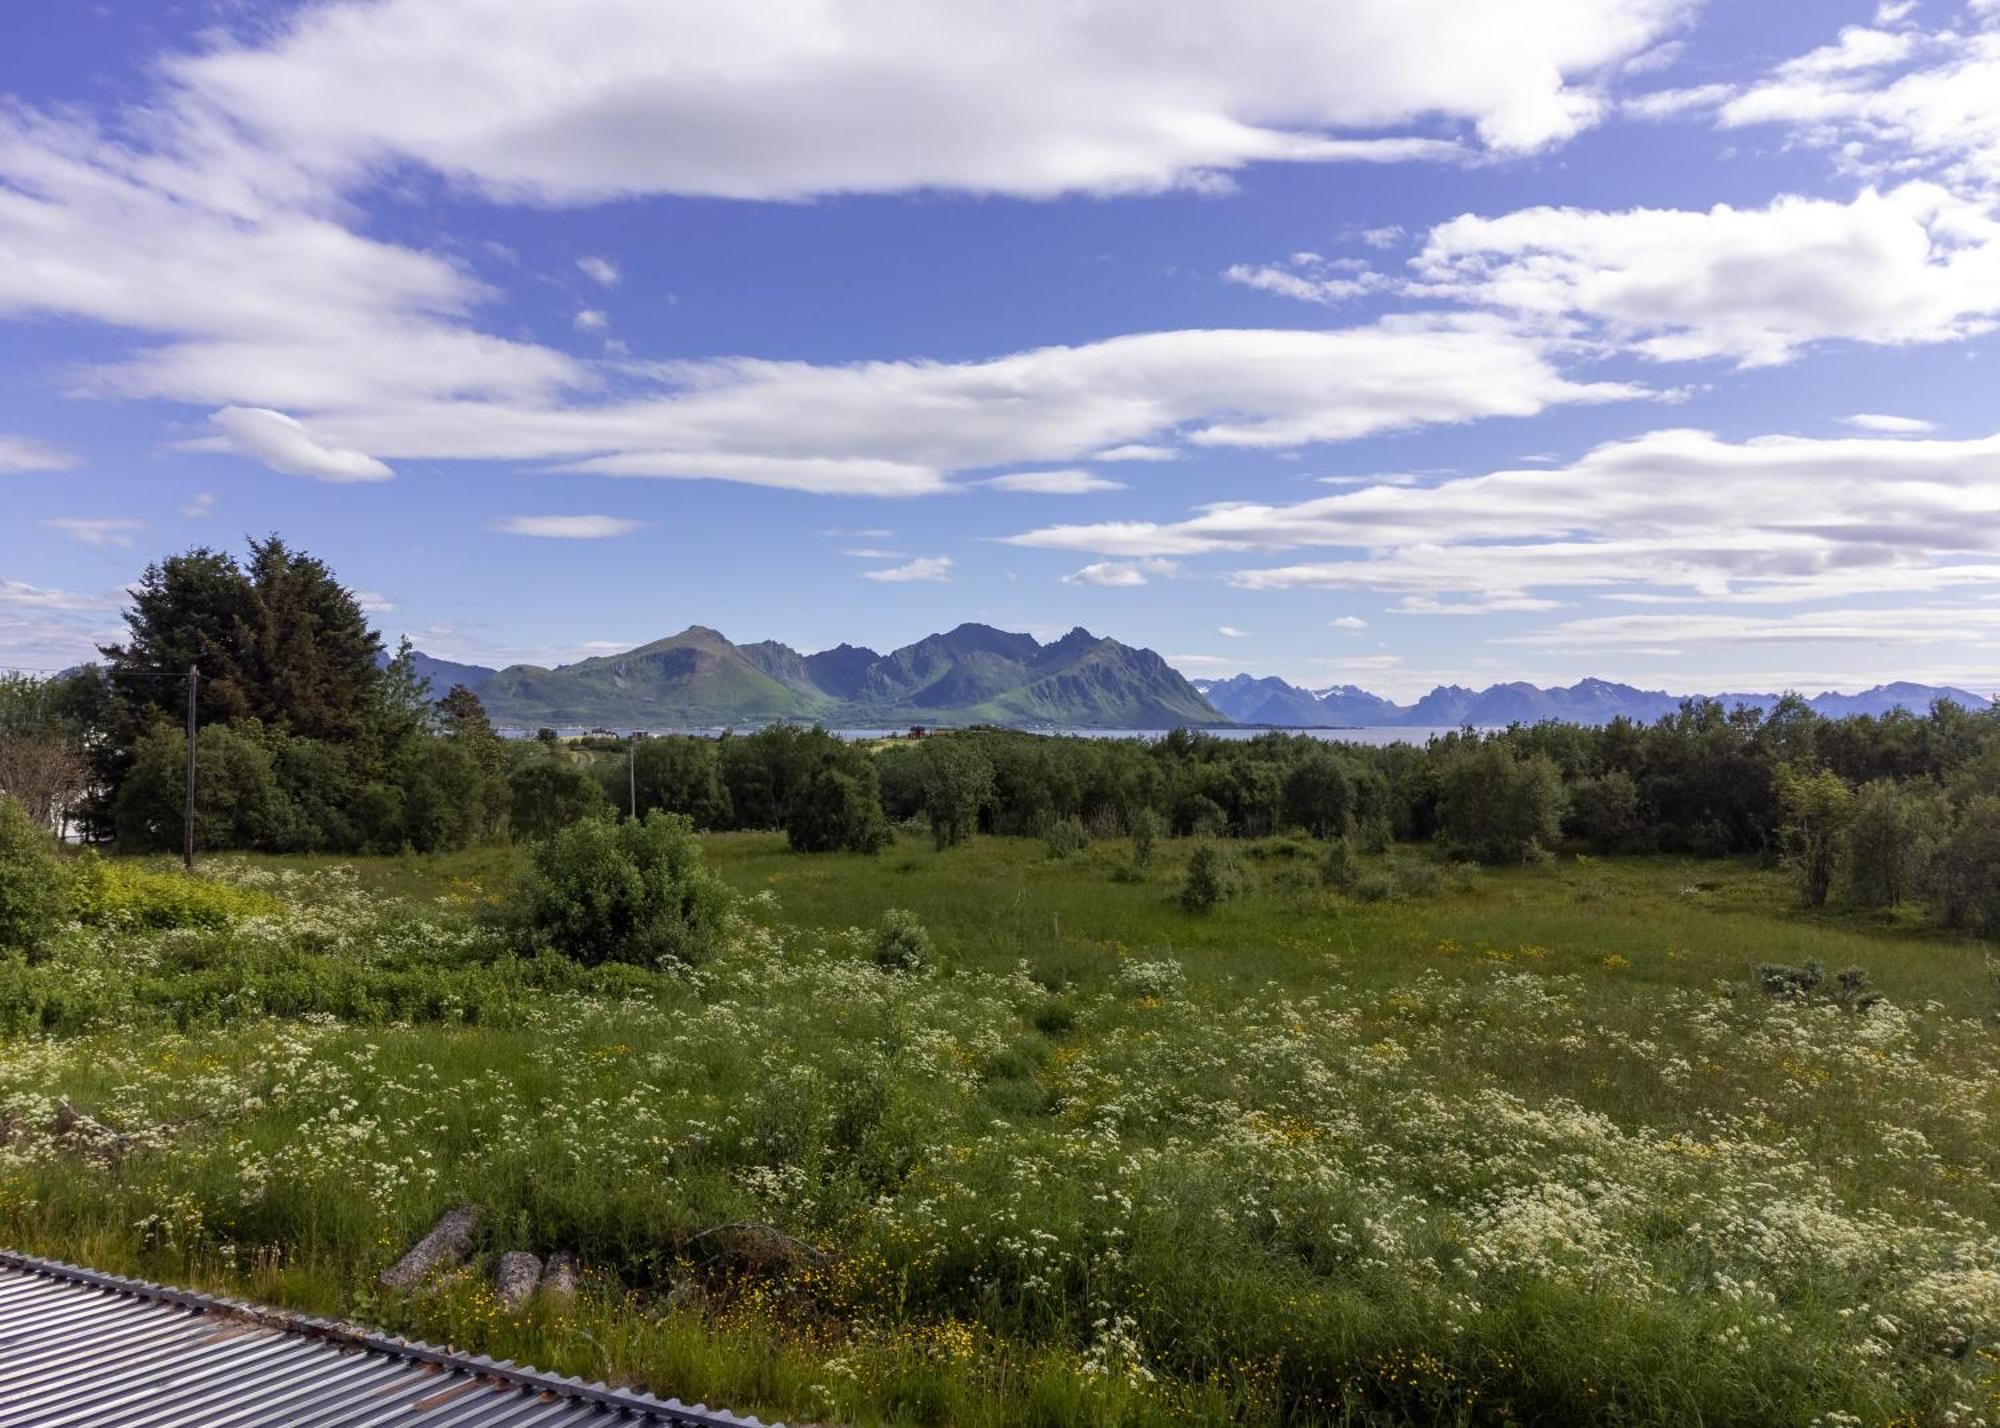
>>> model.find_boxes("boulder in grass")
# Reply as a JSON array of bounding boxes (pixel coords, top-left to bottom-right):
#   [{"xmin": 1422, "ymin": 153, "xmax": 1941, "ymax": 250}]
[
  {"xmin": 541, "ymin": 1251, "xmax": 578, "ymax": 1302},
  {"xmin": 378, "ymin": 1207, "xmax": 478, "ymax": 1290},
  {"xmin": 494, "ymin": 1251, "xmax": 542, "ymax": 1310}
]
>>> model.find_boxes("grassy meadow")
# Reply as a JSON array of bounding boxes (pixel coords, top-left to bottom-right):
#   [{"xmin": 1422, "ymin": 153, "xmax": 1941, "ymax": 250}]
[{"xmin": 2, "ymin": 833, "xmax": 1997, "ymax": 1425}]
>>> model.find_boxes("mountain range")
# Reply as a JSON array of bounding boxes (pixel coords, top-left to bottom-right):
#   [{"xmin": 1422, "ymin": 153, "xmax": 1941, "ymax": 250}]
[
  {"xmin": 1194, "ymin": 675, "xmax": 1992, "ymax": 727},
  {"xmin": 408, "ymin": 624, "xmax": 1225, "ymax": 729},
  {"xmin": 387, "ymin": 629, "xmax": 1991, "ymax": 731}
]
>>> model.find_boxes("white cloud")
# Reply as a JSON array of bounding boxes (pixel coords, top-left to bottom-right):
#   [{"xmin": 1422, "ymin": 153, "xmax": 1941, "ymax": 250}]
[
  {"xmin": 1009, "ymin": 426, "xmax": 2000, "ymax": 610},
  {"xmin": 1716, "ymin": 18, "xmax": 2000, "ymax": 190},
  {"xmin": 1331, "ymin": 615, "xmax": 1369, "ymax": 630},
  {"xmin": 0, "ymin": 580, "xmax": 117, "ymax": 613},
  {"xmin": 1218, "ymin": 625, "xmax": 1252, "ymax": 637},
  {"xmin": 354, "ymin": 590, "xmax": 398, "ymax": 614},
  {"xmin": 47, "ymin": 517, "xmax": 144, "ymax": 549},
  {"xmin": 206, "ymin": 406, "xmax": 394, "ymax": 481},
  {"xmin": 0, "ymin": 19, "xmax": 1666, "ymax": 500},
  {"xmin": 1414, "ymin": 184, "xmax": 2000, "ymax": 366},
  {"xmin": 982, "ymin": 469, "xmax": 1127, "ymax": 494},
  {"xmin": 1061, "ymin": 558, "xmax": 1183, "ymax": 587},
  {"xmin": 555, "ymin": 451, "xmax": 949, "ymax": 497},
  {"xmin": 576, "ymin": 255, "xmax": 620, "ymax": 287},
  {"xmin": 333, "ymin": 318, "xmax": 1643, "ymax": 495},
  {"xmin": 1846, "ymin": 412, "xmax": 1937, "ymax": 433},
  {"xmin": 840, "ymin": 547, "xmax": 905, "ymax": 559},
  {"xmin": 173, "ymin": 0, "xmax": 1694, "ymax": 203},
  {"xmin": 1501, "ymin": 606, "xmax": 2000, "ymax": 649},
  {"xmin": 1392, "ymin": 594, "xmax": 1564, "ymax": 614},
  {"xmin": 0, "ymin": 107, "xmax": 582, "ymax": 417},
  {"xmin": 491, "ymin": 514, "xmax": 642, "ymax": 538},
  {"xmin": 1090, "ymin": 444, "xmax": 1180, "ymax": 463},
  {"xmin": 180, "ymin": 491, "xmax": 215, "ymax": 517},
  {"xmin": 1224, "ymin": 255, "xmax": 1386, "ymax": 305},
  {"xmin": 861, "ymin": 555, "xmax": 953, "ymax": 583},
  {"xmin": 0, "ymin": 435, "xmax": 82, "ymax": 473},
  {"xmin": 0, "ymin": 580, "xmax": 123, "ymax": 670},
  {"xmin": 574, "ymin": 308, "xmax": 609, "ymax": 331}
]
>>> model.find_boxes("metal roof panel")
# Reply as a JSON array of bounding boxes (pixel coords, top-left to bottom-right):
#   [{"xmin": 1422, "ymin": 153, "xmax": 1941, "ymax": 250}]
[{"xmin": 0, "ymin": 1251, "xmax": 778, "ymax": 1428}]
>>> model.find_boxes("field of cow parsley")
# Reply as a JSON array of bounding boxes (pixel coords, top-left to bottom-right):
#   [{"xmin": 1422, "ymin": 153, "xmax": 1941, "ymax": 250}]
[{"xmin": 1, "ymin": 838, "xmax": 1997, "ymax": 1425}]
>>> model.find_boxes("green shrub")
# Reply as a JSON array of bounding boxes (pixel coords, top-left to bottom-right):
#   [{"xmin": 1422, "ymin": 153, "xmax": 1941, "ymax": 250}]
[
  {"xmin": 872, "ymin": 908, "xmax": 934, "ymax": 972},
  {"xmin": 1319, "ymin": 837, "xmax": 1359, "ymax": 891},
  {"xmin": 1348, "ymin": 852, "xmax": 1449, "ymax": 904},
  {"xmin": 0, "ymin": 795, "xmax": 66, "ymax": 956},
  {"xmin": 1128, "ymin": 807, "xmax": 1161, "ymax": 870},
  {"xmin": 66, "ymin": 853, "xmax": 281, "ymax": 928},
  {"xmin": 1927, "ymin": 795, "xmax": 2000, "ymax": 935},
  {"xmin": 787, "ymin": 765, "xmax": 891, "ymax": 854},
  {"xmin": 513, "ymin": 812, "xmax": 732, "ymax": 967},
  {"xmin": 1042, "ymin": 816, "xmax": 1089, "ymax": 860},
  {"xmin": 1179, "ymin": 842, "xmax": 1241, "ymax": 914},
  {"xmin": 1435, "ymin": 741, "xmax": 1567, "ymax": 864},
  {"xmin": 509, "ymin": 756, "xmax": 607, "ymax": 842},
  {"xmin": 1566, "ymin": 770, "xmax": 1643, "ymax": 853}
]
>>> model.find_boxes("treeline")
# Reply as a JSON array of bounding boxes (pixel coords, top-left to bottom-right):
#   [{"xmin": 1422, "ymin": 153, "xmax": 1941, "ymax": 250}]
[
  {"xmin": 2, "ymin": 539, "xmax": 1994, "ymax": 935},
  {"xmin": 600, "ymin": 703, "xmax": 2000, "ymax": 934},
  {"xmin": 2, "ymin": 540, "xmax": 608, "ymax": 854}
]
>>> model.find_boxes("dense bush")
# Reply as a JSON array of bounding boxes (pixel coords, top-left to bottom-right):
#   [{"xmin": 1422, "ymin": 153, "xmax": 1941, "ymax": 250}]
[
  {"xmin": 631, "ymin": 736, "xmax": 732, "ymax": 829},
  {"xmin": 1179, "ymin": 841, "xmax": 1241, "ymax": 913},
  {"xmin": 1280, "ymin": 749, "xmax": 1351, "ymax": 839},
  {"xmin": 1777, "ymin": 764, "xmax": 1855, "ymax": 908},
  {"xmin": 1839, "ymin": 779, "xmax": 1933, "ymax": 909},
  {"xmin": 509, "ymin": 756, "xmax": 607, "ymax": 842},
  {"xmin": 0, "ymin": 795, "xmax": 66, "ymax": 956},
  {"xmin": 1042, "ymin": 815, "xmax": 1089, "ymax": 860},
  {"xmin": 786, "ymin": 763, "xmax": 891, "ymax": 854},
  {"xmin": 513, "ymin": 812, "xmax": 733, "ymax": 966},
  {"xmin": 1565, "ymin": 769, "xmax": 1643, "ymax": 852},
  {"xmin": 1928, "ymin": 795, "xmax": 2000, "ymax": 935},
  {"xmin": 1128, "ymin": 805, "xmax": 1161, "ymax": 869},
  {"xmin": 918, "ymin": 738, "xmax": 993, "ymax": 850},
  {"xmin": 1435, "ymin": 741, "xmax": 1567, "ymax": 864},
  {"xmin": 871, "ymin": 908, "xmax": 934, "ymax": 972}
]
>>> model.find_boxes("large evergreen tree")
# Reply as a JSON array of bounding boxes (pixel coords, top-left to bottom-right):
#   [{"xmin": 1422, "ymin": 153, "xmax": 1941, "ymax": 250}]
[
  {"xmin": 101, "ymin": 538, "xmax": 382, "ymax": 742},
  {"xmin": 101, "ymin": 546, "xmax": 257, "ymax": 727},
  {"xmin": 241, "ymin": 537, "xmax": 384, "ymax": 742}
]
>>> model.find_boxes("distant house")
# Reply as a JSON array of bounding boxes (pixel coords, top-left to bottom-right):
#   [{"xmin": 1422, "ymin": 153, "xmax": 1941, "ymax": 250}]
[{"xmin": 908, "ymin": 725, "xmax": 927, "ymax": 739}]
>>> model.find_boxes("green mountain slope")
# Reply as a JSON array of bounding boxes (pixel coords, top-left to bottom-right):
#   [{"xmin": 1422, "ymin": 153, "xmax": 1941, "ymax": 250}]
[
  {"xmin": 473, "ymin": 622, "xmax": 1228, "ymax": 729},
  {"xmin": 479, "ymin": 626, "xmax": 829, "ymax": 726}
]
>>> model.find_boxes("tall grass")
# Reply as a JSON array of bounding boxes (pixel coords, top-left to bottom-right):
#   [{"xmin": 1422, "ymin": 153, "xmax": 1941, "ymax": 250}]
[{"xmin": 1, "ymin": 838, "xmax": 1995, "ymax": 1425}]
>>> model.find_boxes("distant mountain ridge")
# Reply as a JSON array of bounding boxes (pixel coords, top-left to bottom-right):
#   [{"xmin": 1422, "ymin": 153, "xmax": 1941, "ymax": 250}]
[
  {"xmin": 432, "ymin": 623, "xmax": 1226, "ymax": 729},
  {"xmin": 385, "ymin": 636, "xmax": 1992, "ymax": 731},
  {"xmin": 1196, "ymin": 674, "xmax": 1992, "ymax": 727}
]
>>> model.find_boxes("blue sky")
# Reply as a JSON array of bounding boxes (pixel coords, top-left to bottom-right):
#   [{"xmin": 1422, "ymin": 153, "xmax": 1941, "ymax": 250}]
[{"xmin": 3, "ymin": 0, "xmax": 1999, "ymax": 700}]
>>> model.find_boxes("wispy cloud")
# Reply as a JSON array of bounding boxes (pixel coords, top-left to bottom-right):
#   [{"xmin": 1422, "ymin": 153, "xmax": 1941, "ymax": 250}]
[
  {"xmin": 982, "ymin": 469, "xmax": 1127, "ymax": 494},
  {"xmin": 861, "ymin": 555, "xmax": 953, "ymax": 583},
  {"xmin": 1061, "ymin": 558, "xmax": 1182, "ymax": 587},
  {"xmin": 0, "ymin": 435, "xmax": 82, "ymax": 473},
  {"xmin": 491, "ymin": 514, "xmax": 643, "ymax": 538},
  {"xmin": 47, "ymin": 517, "xmax": 144, "ymax": 548}
]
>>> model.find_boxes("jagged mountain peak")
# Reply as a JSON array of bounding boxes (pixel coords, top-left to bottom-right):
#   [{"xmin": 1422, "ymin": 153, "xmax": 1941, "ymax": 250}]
[{"xmin": 471, "ymin": 621, "xmax": 1224, "ymax": 728}]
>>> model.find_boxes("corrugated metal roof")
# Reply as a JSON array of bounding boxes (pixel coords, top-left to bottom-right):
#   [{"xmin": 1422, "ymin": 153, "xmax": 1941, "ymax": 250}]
[{"xmin": 0, "ymin": 1249, "xmax": 779, "ymax": 1428}]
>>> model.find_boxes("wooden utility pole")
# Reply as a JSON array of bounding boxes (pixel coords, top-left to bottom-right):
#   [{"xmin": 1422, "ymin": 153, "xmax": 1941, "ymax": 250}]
[{"xmin": 183, "ymin": 665, "xmax": 198, "ymax": 871}]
